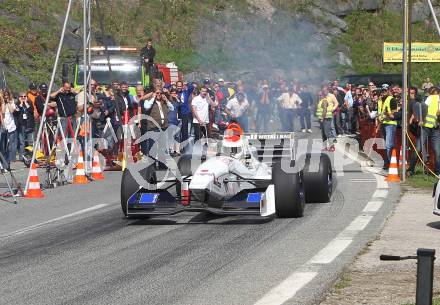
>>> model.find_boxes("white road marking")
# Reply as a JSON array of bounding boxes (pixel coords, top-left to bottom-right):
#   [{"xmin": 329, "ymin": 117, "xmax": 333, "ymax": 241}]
[
  {"xmin": 348, "ymin": 179, "xmax": 376, "ymax": 182},
  {"xmin": 1, "ymin": 203, "xmax": 113, "ymax": 238},
  {"xmin": 373, "ymin": 171, "xmax": 389, "ymax": 188},
  {"xmin": 254, "ymin": 171, "xmax": 389, "ymax": 305},
  {"xmin": 372, "ymin": 189, "xmax": 388, "ymax": 198},
  {"xmin": 254, "ymin": 272, "xmax": 317, "ymax": 305},
  {"xmin": 363, "ymin": 167, "xmax": 383, "ymax": 174},
  {"xmin": 309, "ymin": 239, "xmax": 352, "ymax": 265},
  {"xmin": 345, "ymin": 215, "xmax": 373, "ymax": 231},
  {"xmin": 363, "ymin": 201, "xmax": 384, "ymax": 213}
]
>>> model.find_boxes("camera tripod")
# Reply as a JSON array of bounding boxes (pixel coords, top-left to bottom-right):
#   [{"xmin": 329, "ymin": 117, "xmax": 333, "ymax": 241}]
[{"xmin": 0, "ymin": 153, "xmax": 23, "ymax": 204}]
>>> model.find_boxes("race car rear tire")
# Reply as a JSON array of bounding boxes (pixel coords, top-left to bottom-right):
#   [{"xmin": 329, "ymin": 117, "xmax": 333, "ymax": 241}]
[
  {"xmin": 177, "ymin": 154, "xmax": 194, "ymax": 177},
  {"xmin": 303, "ymin": 153, "xmax": 333, "ymax": 203},
  {"xmin": 272, "ymin": 161, "xmax": 305, "ymax": 218},
  {"xmin": 120, "ymin": 166, "xmax": 155, "ymax": 218}
]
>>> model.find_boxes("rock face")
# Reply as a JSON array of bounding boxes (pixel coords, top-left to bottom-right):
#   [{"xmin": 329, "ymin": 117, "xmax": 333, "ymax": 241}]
[
  {"xmin": 197, "ymin": 0, "xmax": 440, "ymax": 83},
  {"xmin": 313, "ymin": 0, "xmax": 432, "ymax": 22},
  {"xmin": 411, "ymin": 1, "xmax": 432, "ymax": 22},
  {"xmin": 360, "ymin": 0, "xmax": 384, "ymax": 11},
  {"xmin": 313, "ymin": 0, "xmax": 360, "ymax": 16},
  {"xmin": 246, "ymin": 0, "xmax": 275, "ymax": 20},
  {"xmin": 196, "ymin": 6, "xmax": 347, "ymax": 83},
  {"xmin": 309, "ymin": 7, "xmax": 348, "ymax": 32},
  {"xmin": 197, "ymin": 0, "xmax": 388, "ymax": 83}
]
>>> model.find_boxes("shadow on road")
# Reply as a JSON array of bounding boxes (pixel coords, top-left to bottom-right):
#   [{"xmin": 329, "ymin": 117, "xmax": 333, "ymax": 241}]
[
  {"xmin": 127, "ymin": 212, "xmax": 274, "ymax": 226},
  {"xmin": 427, "ymin": 221, "xmax": 440, "ymax": 230}
]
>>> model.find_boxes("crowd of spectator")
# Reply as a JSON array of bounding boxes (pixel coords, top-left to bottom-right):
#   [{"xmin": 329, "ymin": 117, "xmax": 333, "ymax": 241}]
[
  {"xmin": 315, "ymin": 76, "xmax": 440, "ymax": 175},
  {"xmin": 0, "ymin": 76, "xmax": 435, "ymax": 170},
  {"xmin": 1, "ymin": 43, "xmax": 439, "ymax": 177},
  {"xmin": 0, "ymin": 76, "xmax": 317, "ymax": 167}
]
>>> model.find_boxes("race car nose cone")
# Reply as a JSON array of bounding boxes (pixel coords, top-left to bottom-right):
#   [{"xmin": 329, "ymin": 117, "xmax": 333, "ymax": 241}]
[{"xmin": 189, "ymin": 173, "xmax": 214, "ymax": 191}]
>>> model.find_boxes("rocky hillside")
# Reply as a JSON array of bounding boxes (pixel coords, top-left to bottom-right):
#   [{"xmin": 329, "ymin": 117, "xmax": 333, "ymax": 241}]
[{"xmin": 1, "ymin": 0, "xmax": 440, "ymax": 91}]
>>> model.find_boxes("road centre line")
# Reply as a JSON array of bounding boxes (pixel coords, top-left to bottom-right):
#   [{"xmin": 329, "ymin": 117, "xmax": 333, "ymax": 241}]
[{"xmin": 1, "ymin": 203, "xmax": 113, "ymax": 239}]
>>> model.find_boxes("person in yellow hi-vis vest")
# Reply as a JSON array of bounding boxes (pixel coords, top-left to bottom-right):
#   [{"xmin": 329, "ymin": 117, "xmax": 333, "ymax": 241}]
[
  {"xmin": 377, "ymin": 85, "xmax": 398, "ymax": 170},
  {"xmin": 420, "ymin": 86, "xmax": 440, "ymax": 174},
  {"xmin": 317, "ymin": 85, "xmax": 335, "ymax": 152}
]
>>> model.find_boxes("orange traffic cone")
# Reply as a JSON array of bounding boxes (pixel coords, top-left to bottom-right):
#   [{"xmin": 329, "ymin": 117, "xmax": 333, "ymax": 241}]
[
  {"xmin": 91, "ymin": 151, "xmax": 104, "ymax": 180},
  {"xmin": 73, "ymin": 151, "xmax": 89, "ymax": 184},
  {"xmin": 399, "ymin": 145, "xmax": 408, "ymax": 169},
  {"xmin": 26, "ymin": 163, "xmax": 44, "ymax": 198},
  {"xmin": 386, "ymin": 148, "xmax": 400, "ymax": 182}
]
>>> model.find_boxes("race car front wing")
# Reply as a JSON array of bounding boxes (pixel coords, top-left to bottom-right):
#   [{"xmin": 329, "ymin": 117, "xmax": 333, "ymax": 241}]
[{"xmin": 125, "ymin": 184, "xmax": 275, "ymax": 217}]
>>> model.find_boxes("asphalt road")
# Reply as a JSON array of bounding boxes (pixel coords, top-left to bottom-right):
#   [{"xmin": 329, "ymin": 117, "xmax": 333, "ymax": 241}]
[{"xmin": 0, "ymin": 132, "xmax": 400, "ymax": 305}]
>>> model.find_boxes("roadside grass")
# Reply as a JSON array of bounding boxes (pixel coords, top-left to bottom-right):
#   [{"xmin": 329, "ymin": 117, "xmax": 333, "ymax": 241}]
[
  {"xmin": 356, "ymin": 241, "xmax": 372, "ymax": 257},
  {"xmin": 334, "ymin": 272, "xmax": 351, "ymax": 291},
  {"xmin": 404, "ymin": 165, "xmax": 437, "ymax": 189}
]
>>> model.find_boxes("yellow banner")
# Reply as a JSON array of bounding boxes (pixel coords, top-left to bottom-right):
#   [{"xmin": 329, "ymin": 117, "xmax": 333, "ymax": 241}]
[{"xmin": 383, "ymin": 42, "xmax": 440, "ymax": 62}]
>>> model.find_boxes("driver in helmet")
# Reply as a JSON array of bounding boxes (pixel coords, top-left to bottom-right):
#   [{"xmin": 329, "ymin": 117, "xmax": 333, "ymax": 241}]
[{"xmin": 221, "ymin": 123, "xmax": 245, "ymax": 158}]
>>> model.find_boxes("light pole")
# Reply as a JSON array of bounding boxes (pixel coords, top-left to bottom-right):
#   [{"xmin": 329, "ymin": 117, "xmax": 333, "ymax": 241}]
[
  {"xmin": 24, "ymin": 0, "xmax": 74, "ymax": 194},
  {"xmin": 402, "ymin": 0, "xmax": 409, "ymax": 181},
  {"xmin": 83, "ymin": 0, "xmax": 92, "ymax": 173}
]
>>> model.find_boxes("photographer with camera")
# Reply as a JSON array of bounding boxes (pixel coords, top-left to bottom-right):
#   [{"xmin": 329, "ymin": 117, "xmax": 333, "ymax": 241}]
[
  {"xmin": 141, "ymin": 88, "xmax": 174, "ymax": 157},
  {"xmin": 16, "ymin": 92, "xmax": 34, "ymax": 161},
  {"xmin": 89, "ymin": 94, "xmax": 114, "ymax": 140},
  {"xmin": 50, "ymin": 82, "xmax": 78, "ymax": 139},
  {"xmin": 115, "ymin": 82, "xmax": 134, "ymax": 121}
]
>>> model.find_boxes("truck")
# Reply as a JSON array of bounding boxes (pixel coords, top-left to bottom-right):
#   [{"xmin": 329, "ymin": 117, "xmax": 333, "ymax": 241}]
[{"xmin": 63, "ymin": 46, "xmax": 182, "ymax": 95}]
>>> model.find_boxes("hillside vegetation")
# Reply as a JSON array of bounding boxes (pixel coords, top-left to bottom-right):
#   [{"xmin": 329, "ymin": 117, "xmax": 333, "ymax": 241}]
[
  {"xmin": 0, "ymin": 0, "xmax": 439, "ymax": 92},
  {"xmin": 336, "ymin": 10, "xmax": 440, "ymax": 87}
]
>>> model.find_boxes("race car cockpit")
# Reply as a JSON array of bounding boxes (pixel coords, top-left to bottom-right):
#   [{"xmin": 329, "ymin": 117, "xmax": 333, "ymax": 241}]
[{"xmin": 220, "ymin": 123, "xmax": 253, "ymax": 160}]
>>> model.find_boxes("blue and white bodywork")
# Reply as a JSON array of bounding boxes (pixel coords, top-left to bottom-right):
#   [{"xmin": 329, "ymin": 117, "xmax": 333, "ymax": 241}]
[{"xmin": 121, "ymin": 132, "xmax": 333, "ymax": 219}]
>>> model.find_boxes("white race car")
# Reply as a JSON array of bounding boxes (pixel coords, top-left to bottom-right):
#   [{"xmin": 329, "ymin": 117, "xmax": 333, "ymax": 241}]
[
  {"xmin": 433, "ymin": 181, "xmax": 440, "ymax": 216},
  {"xmin": 121, "ymin": 124, "xmax": 333, "ymax": 219}
]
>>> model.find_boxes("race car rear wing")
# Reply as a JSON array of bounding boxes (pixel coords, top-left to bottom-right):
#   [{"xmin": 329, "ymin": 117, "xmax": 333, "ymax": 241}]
[{"xmin": 243, "ymin": 132, "xmax": 294, "ymax": 164}]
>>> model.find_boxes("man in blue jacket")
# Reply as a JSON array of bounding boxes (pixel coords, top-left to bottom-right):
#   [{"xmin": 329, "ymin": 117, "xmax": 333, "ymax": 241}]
[{"xmin": 176, "ymin": 81, "xmax": 194, "ymax": 150}]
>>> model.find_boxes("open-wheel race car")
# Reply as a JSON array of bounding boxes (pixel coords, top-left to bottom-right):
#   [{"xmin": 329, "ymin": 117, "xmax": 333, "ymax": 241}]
[{"xmin": 121, "ymin": 124, "xmax": 334, "ymax": 219}]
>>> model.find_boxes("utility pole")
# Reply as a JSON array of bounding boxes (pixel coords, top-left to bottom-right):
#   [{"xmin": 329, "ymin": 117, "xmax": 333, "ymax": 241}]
[
  {"xmin": 24, "ymin": 0, "xmax": 74, "ymax": 194},
  {"xmin": 402, "ymin": 0, "xmax": 409, "ymax": 181},
  {"xmin": 83, "ymin": 0, "xmax": 92, "ymax": 173}
]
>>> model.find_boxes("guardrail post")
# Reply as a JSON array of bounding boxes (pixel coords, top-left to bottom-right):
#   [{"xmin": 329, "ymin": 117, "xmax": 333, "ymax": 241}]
[{"xmin": 416, "ymin": 248, "xmax": 435, "ymax": 305}]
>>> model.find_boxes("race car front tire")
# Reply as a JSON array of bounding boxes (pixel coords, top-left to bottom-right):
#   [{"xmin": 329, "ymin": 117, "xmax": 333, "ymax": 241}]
[
  {"xmin": 120, "ymin": 166, "xmax": 155, "ymax": 218},
  {"xmin": 272, "ymin": 161, "xmax": 305, "ymax": 218},
  {"xmin": 302, "ymin": 153, "xmax": 333, "ymax": 203}
]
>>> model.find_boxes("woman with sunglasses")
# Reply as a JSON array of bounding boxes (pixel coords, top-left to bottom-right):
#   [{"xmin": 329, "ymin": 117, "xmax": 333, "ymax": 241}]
[
  {"xmin": 16, "ymin": 92, "xmax": 35, "ymax": 162},
  {"xmin": 1, "ymin": 89, "xmax": 19, "ymax": 170}
]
